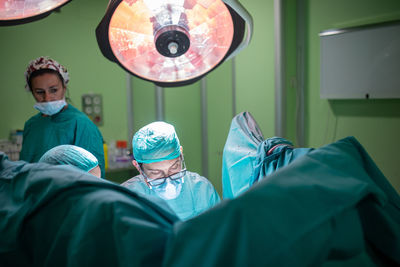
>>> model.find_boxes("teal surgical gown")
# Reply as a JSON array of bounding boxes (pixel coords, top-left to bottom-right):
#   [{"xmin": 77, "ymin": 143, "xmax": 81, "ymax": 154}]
[
  {"xmin": 222, "ymin": 111, "xmax": 313, "ymax": 198},
  {"xmin": 0, "ymin": 153, "xmax": 177, "ymax": 267},
  {"xmin": 19, "ymin": 104, "xmax": 105, "ymax": 177},
  {"xmin": 122, "ymin": 171, "xmax": 221, "ymax": 220}
]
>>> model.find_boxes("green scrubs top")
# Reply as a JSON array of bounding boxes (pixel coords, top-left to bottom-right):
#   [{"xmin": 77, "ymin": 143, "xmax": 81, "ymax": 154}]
[{"xmin": 20, "ymin": 104, "xmax": 105, "ymax": 177}]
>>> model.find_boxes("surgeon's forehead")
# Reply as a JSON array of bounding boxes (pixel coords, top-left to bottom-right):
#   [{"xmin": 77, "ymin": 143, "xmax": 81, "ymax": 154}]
[{"xmin": 142, "ymin": 157, "xmax": 180, "ymax": 170}]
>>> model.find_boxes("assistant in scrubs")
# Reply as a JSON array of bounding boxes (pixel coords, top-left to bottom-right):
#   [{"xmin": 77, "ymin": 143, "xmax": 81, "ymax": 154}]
[
  {"xmin": 19, "ymin": 56, "xmax": 105, "ymax": 177},
  {"xmin": 122, "ymin": 121, "xmax": 220, "ymax": 220}
]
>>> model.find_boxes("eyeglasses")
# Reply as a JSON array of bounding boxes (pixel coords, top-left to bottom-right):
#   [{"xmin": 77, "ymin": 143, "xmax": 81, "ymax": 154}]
[{"xmin": 140, "ymin": 155, "xmax": 187, "ymax": 188}]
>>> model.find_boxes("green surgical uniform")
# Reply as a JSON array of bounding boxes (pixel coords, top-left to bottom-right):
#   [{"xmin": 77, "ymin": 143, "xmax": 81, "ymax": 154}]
[
  {"xmin": 0, "ymin": 153, "xmax": 177, "ymax": 267},
  {"xmin": 19, "ymin": 104, "xmax": 105, "ymax": 177}
]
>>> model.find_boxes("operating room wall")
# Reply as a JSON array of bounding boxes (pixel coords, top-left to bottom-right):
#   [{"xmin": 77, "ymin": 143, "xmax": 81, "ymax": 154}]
[
  {"xmin": 131, "ymin": 0, "xmax": 275, "ymax": 195},
  {"xmin": 303, "ymin": 0, "xmax": 400, "ymax": 192}
]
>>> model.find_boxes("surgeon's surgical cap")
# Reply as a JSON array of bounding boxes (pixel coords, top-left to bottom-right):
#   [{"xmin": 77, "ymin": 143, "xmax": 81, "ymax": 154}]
[
  {"xmin": 39, "ymin": 145, "xmax": 99, "ymax": 172},
  {"xmin": 133, "ymin": 121, "xmax": 181, "ymax": 164},
  {"xmin": 24, "ymin": 56, "xmax": 70, "ymax": 91}
]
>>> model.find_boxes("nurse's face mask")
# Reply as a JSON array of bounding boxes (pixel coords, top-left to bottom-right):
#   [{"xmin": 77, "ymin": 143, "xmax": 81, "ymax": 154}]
[
  {"xmin": 34, "ymin": 100, "xmax": 67, "ymax": 116},
  {"xmin": 140, "ymin": 155, "xmax": 187, "ymax": 199},
  {"xmin": 31, "ymin": 73, "xmax": 67, "ymax": 116}
]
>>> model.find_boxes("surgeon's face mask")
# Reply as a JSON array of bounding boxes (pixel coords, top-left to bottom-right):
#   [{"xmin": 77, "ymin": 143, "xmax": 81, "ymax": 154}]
[
  {"xmin": 34, "ymin": 99, "xmax": 67, "ymax": 116},
  {"xmin": 152, "ymin": 177, "xmax": 184, "ymax": 200}
]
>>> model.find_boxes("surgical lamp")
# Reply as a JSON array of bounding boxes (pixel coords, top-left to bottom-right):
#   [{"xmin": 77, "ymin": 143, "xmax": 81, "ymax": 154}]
[
  {"xmin": 96, "ymin": 0, "xmax": 253, "ymax": 87},
  {"xmin": 0, "ymin": 0, "xmax": 71, "ymax": 26}
]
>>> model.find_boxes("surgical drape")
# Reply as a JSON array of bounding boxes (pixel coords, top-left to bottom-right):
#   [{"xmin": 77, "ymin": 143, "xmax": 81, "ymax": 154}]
[
  {"xmin": 164, "ymin": 136, "xmax": 400, "ymax": 266},
  {"xmin": 2, "ymin": 132, "xmax": 399, "ymax": 266},
  {"xmin": 0, "ymin": 155, "xmax": 177, "ymax": 266}
]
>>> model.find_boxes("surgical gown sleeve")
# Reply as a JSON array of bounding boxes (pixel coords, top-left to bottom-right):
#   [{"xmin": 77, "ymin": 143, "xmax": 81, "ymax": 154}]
[
  {"xmin": 0, "ymin": 154, "xmax": 177, "ymax": 267},
  {"xmin": 164, "ymin": 136, "xmax": 400, "ymax": 266}
]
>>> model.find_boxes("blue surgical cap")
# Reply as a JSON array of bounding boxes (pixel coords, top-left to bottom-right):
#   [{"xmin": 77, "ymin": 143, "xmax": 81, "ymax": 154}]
[
  {"xmin": 133, "ymin": 121, "xmax": 181, "ymax": 164},
  {"xmin": 39, "ymin": 145, "xmax": 99, "ymax": 172}
]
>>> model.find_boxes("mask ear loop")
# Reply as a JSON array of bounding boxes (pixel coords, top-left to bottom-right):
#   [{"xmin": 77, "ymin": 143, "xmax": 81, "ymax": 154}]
[
  {"xmin": 180, "ymin": 154, "xmax": 186, "ymax": 184},
  {"xmin": 139, "ymin": 163, "xmax": 153, "ymax": 189}
]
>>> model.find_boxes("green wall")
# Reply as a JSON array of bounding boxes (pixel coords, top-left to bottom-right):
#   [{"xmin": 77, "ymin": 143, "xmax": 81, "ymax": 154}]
[{"xmin": 304, "ymin": 0, "xmax": 400, "ymax": 192}]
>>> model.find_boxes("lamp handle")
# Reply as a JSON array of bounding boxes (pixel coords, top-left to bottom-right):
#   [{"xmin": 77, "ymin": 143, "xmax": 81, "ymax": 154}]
[{"xmin": 224, "ymin": 0, "xmax": 254, "ymax": 60}]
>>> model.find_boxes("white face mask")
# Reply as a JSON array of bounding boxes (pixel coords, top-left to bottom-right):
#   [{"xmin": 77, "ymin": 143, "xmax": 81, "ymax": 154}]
[
  {"xmin": 34, "ymin": 99, "xmax": 67, "ymax": 116},
  {"xmin": 152, "ymin": 177, "xmax": 184, "ymax": 200}
]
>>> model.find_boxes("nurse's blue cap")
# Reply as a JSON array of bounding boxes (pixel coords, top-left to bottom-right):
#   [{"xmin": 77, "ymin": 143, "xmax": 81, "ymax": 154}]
[
  {"xmin": 133, "ymin": 121, "xmax": 181, "ymax": 164},
  {"xmin": 39, "ymin": 144, "xmax": 98, "ymax": 172}
]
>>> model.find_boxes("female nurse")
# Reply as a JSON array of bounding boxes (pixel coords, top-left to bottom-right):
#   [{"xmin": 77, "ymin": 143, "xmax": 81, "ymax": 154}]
[{"xmin": 19, "ymin": 56, "xmax": 105, "ymax": 177}]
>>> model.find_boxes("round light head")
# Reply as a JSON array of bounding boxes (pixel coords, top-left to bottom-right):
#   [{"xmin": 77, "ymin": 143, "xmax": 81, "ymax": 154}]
[
  {"xmin": 97, "ymin": 0, "xmax": 247, "ymax": 87},
  {"xmin": 0, "ymin": 0, "xmax": 71, "ymax": 26}
]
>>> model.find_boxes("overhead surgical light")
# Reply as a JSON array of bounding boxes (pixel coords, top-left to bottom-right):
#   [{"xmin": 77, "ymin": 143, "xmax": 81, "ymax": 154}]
[
  {"xmin": 0, "ymin": 0, "xmax": 71, "ymax": 26},
  {"xmin": 96, "ymin": 0, "xmax": 253, "ymax": 87}
]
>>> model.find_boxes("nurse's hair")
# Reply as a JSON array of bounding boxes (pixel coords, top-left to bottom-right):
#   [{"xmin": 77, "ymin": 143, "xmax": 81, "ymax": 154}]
[{"xmin": 27, "ymin": 69, "xmax": 65, "ymax": 91}]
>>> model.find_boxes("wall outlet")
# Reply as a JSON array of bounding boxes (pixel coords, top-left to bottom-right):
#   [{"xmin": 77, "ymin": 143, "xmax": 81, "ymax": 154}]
[{"xmin": 82, "ymin": 94, "xmax": 103, "ymax": 126}]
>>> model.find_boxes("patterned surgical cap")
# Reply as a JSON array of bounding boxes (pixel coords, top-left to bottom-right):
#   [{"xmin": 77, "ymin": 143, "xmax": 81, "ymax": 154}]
[{"xmin": 24, "ymin": 56, "xmax": 69, "ymax": 91}]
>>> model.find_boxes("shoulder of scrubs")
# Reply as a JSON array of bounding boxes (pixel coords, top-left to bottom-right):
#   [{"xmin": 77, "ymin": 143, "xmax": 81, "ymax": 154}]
[
  {"xmin": 185, "ymin": 171, "xmax": 221, "ymax": 206},
  {"xmin": 19, "ymin": 113, "xmax": 42, "ymax": 162},
  {"xmin": 19, "ymin": 112, "xmax": 44, "ymax": 151},
  {"xmin": 121, "ymin": 175, "xmax": 151, "ymax": 193},
  {"xmin": 22, "ymin": 112, "xmax": 42, "ymax": 128},
  {"xmin": 63, "ymin": 105, "xmax": 106, "ymax": 178},
  {"xmin": 176, "ymin": 171, "xmax": 221, "ymax": 219}
]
